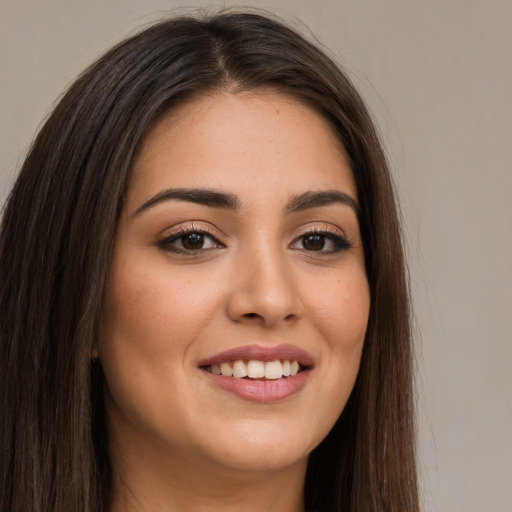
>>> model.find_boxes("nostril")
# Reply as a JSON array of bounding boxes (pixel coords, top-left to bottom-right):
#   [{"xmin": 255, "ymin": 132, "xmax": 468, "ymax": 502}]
[{"xmin": 243, "ymin": 313, "xmax": 261, "ymax": 320}]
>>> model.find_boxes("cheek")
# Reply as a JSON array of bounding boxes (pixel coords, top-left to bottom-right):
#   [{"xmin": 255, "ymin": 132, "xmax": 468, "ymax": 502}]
[
  {"xmin": 292, "ymin": 268, "xmax": 369, "ymax": 451},
  {"xmin": 99, "ymin": 258, "xmax": 226, "ymax": 437},
  {"xmin": 103, "ymin": 258, "xmax": 222, "ymax": 357},
  {"xmin": 99, "ymin": 258, "xmax": 224, "ymax": 412},
  {"xmin": 307, "ymin": 269, "xmax": 370, "ymax": 354}
]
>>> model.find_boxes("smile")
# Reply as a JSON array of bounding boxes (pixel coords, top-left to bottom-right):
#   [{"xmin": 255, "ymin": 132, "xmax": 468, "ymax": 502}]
[
  {"xmin": 198, "ymin": 344, "xmax": 313, "ymax": 403},
  {"xmin": 203, "ymin": 359, "xmax": 302, "ymax": 379}
]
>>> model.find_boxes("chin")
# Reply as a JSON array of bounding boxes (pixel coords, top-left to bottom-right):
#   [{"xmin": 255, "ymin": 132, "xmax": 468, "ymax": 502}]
[
  {"xmin": 210, "ymin": 443, "xmax": 310, "ymax": 474},
  {"xmin": 191, "ymin": 418, "xmax": 324, "ymax": 474}
]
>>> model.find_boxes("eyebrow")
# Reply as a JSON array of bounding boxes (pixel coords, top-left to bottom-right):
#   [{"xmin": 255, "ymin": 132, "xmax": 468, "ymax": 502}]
[
  {"xmin": 134, "ymin": 188, "xmax": 359, "ymax": 217},
  {"xmin": 286, "ymin": 190, "xmax": 360, "ymax": 214},
  {"xmin": 134, "ymin": 188, "xmax": 240, "ymax": 216}
]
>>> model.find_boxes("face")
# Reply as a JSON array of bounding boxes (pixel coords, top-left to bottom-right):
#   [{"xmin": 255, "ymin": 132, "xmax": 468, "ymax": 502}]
[{"xmin": 100, "ymin": 91, "xmax": 370, "ymax": 477}]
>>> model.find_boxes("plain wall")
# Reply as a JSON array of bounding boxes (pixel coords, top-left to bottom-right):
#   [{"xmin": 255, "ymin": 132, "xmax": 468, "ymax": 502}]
[{"xmin": 1, "ymin": 1, "xmax": 511, "ymax": 511}]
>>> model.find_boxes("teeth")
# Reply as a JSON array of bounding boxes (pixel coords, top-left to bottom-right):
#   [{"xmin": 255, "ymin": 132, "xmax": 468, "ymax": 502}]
[
  {"xmin": 207, "ymin": 359, "xmax": 303, "ymax": 379},
  {"xmin": 264, "ymin": 360, "xmax": 283, "ymax": 380},
  {"xmin": 232, "ymin": 360, "xmax": 248, "ymax": 378},
  {"xmin": 247, "ymin": 360, "xmax": 265, "ymax": 378},
  {"xmin": 220, "ymin": 362, "xmax": 233, "ymax": 377}
]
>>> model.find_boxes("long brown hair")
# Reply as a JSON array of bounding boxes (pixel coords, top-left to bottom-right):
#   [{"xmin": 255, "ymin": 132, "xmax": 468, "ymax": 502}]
[{"xmin": 0, "ymin": 11, "xmax": 418, "ymax": 511}]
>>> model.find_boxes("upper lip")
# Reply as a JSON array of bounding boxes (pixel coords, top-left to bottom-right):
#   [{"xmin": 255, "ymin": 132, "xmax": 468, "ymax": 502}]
[{"xmin": 198, "ymin": 344, "xmax": 314, "ymax": 368}]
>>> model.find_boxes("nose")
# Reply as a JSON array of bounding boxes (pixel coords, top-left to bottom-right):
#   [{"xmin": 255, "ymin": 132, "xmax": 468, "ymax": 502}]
[{"xmin": 225, "ymin": 248, "xmax": 304, "ymax": 327}]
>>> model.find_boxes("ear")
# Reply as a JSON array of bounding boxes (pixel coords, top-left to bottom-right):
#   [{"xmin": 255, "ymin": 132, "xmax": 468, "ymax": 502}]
[{"xmin": 91, "ymin": 347, "xmax": 99, "ymax": 359}]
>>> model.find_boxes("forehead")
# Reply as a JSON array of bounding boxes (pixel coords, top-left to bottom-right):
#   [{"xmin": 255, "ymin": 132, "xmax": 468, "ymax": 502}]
[{"xmin": 127, "ymin": 91, "xmax": 357, "ymax": 210}]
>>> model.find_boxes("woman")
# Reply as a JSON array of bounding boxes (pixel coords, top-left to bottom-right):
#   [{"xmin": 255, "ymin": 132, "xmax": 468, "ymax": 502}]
[{"xmin": 0, "ymin": 11, "xmax": 418, "ymax": 512}]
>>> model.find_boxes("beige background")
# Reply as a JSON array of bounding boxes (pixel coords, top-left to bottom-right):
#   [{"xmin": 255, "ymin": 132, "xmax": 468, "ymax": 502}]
[{"xmin": 1, "ymin": 1, "xmax": 511, "ymax": 510}]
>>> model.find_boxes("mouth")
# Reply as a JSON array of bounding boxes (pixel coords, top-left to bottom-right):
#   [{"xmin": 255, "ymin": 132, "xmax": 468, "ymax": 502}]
[{"xmin": 197, "ymin": 344, "xmax": 313, "ymax": 402}]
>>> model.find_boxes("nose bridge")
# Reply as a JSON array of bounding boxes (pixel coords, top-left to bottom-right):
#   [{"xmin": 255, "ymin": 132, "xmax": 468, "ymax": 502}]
[{"xmin": 227, "ymin": 240, "xmax": 303, "ymax": 326}]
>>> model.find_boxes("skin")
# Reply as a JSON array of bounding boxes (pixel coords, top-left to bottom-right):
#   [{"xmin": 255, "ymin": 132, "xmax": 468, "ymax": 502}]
[{"xmin": 100, "ymin": 91, "xmax": 370, "ymax": 512}]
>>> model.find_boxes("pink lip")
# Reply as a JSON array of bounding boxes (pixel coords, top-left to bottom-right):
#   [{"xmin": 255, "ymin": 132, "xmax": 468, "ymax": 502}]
[
  {"xmin": 197, "ymin": 344, "xmax": 314, "ymax": 367},
  {"xmin": 198, "ymin": 344, "xmax": 314, "ymax": 404},
  {"xmin": 201, "ymin": 369, "xmax": 311, "ymax": 403}
]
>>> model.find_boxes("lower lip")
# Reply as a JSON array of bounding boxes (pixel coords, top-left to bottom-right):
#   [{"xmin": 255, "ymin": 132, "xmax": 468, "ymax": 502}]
[{"xmin": 201, "ymin": 369, "xmax": 311, "ymax": 403}]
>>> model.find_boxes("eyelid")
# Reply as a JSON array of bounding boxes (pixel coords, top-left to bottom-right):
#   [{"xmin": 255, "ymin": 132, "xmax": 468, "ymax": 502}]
[
  {"xmin": 292, "ymin": 222, "xmax": 347, "ymax": 240},
  {"xmin": 161, "ymin": 221, "xmax": 226, "ymax": 240}
]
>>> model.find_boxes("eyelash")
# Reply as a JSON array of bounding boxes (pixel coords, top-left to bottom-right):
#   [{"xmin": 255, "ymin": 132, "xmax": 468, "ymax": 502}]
[
  {"xmin": 156, "ymin": 225, "xmax": 352, "ymax": 255},
  {"xmin": 156, "ymin": 225, "xmax": 225, "ymax": 254},
  {"xmin": 291, "ymin": 228, "xmax": 352, "ymax": 253}
]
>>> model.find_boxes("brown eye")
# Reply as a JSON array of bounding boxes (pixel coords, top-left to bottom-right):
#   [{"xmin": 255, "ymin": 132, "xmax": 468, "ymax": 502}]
[
  {"xmin": 302, "ymin": 234, "xmax": 325, "ymax": 251},
  {"xmin": 157, "ymin": 230, "xmax": 223, "ymax": 253},
  {"xmin": 290, "ymin": 230, "xmax": 352, "ymax": 253},
  {"xmin": 181, "ymin": 233, "xmax": 205, "ymax": 250}
]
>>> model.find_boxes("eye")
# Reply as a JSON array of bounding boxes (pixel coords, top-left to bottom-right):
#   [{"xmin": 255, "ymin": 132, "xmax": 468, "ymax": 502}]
[
  {"xmin": 157, "ymin": 228, "xmax": 224, "ymax": 253},
  {"xmin": 291, "ymin": 230, "xmax": 351, "ymax": 253}
]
